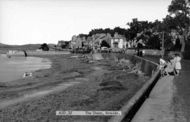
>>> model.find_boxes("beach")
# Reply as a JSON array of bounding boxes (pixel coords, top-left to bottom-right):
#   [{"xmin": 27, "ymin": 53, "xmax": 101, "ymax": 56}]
[
  {"xmin": 0, "ymin": 54, "xmax": 51, "ymax": 82},
  {"xmin": 0, "ymin": 53, "xmax": 150, "ymax": 122}
]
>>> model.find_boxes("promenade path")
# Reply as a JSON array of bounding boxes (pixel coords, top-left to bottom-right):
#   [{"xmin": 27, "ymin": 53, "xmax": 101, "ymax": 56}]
[{"xmin": 131, "ymin": 59, "xmax": 190, "ymax": 122}]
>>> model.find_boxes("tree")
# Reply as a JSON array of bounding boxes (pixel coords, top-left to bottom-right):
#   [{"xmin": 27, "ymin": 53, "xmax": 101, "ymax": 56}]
[
  {"xmin": 168, "ymin": 0, "xmax": 190, "ymax": 52},
  {"xmin": 40, "ymin": 43, "xmax": 49, "ymax": 51},
  {"xmin": 78, "ymin": 34, "xmax": 88, "ymax": 39},
  {"xmin": 168, "ymin": 0, "xmax": 190, "ymax": 17},
  {"xmin": 127, "ymin": 18, "xmax": 152, "ymax": 40},
  {"xmin": 113, "ymin": 27, "xmax": 126, "ymax": 35}
]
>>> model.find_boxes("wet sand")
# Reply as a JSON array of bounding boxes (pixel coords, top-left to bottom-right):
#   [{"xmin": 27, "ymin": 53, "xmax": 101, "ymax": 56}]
[{"xmin": 0, "ymin": 54, "xmax": 149, "ymax": 122}]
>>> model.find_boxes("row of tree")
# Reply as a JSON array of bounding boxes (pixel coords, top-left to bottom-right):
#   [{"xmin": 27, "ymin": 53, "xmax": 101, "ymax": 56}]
[{"xmin": 78, "ymin": 0, "xmax": 190, "ymax": 52}]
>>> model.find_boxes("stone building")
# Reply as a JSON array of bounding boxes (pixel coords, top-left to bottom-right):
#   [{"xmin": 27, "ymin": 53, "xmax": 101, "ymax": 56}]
[{"xmin": 57, "ymin": 40, "xmax": 70, "ymax": 49}]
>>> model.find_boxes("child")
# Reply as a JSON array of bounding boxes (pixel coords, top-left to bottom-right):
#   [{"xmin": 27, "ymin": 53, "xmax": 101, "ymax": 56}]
[
  {"xmin": 159, "ymin": 58, "xmax": 166, "ymax": 69},
  {"xmin": 159, "ymin": 58, "xmax": 167, "ymax": 76},
  {"xmin": 163, "ymin": 55, "xmax": 176, "ymax": 76},
  {"xmin": 174, "ymin": 54, "xmax": 182, "ymax": 75}
]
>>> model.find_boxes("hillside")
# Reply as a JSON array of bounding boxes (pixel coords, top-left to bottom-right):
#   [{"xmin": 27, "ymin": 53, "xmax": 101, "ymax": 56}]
[
  {"xmin": 0, "ymin": 43, "xmax": 56, "ymax": 54},
  {"xmin": 0, "ymin": 43, "xmax": 40, "ymax": 50},
  {"xmin": 0, "ymin": 43, "xmax": 56, "ymax": 50}
]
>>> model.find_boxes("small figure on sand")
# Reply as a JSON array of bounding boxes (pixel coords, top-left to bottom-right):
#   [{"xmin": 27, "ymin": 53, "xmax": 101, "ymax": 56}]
[
  {"xmin": 23, "ymin": 72, "xmax": 32, "ymax": 78},
  {"xmin": 23, "ymin": 50, "xmax": 27, "ymax": 57}
]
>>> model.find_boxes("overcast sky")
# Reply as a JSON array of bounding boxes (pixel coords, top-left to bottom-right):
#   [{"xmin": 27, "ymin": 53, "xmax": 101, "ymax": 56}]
[{"xmin": 0, "ymin": 0, "xmax": 172, "ymax": 45}]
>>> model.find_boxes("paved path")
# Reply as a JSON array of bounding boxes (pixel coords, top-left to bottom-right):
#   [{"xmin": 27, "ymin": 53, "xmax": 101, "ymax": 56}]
[
  {"xmin": 131, "ymin": 76, "xmax": 176, "ymax": 122},
  {"xmin": 131, "ymin": 59, "xmax": 190, "ymax": 122},
  {"xmin": 172, "ymin": 60, "xmax": 190, "ymax": 122}
]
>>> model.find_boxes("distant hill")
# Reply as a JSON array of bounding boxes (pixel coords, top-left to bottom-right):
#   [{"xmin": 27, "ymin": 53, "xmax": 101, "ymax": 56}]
[
  {"xmin": 0, "ymin": 43, "xmax": 56, "ymax": 52},
  {"xmin": 0, "ymin": 43, "xmax": 11, "ymax": 48},
  {"xmin": 0, "ymin": 43, "xmax": 8, "ymax": 46},
  {"xmin": 0, "ymin": 43, "xmax": 40, "ymax": 50}
]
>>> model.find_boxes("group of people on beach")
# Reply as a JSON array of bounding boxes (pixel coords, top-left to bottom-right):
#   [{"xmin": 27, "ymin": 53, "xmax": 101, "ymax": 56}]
[{"xmin": 160, "ymin": 53, "xmax": 182, "ymax": 76}]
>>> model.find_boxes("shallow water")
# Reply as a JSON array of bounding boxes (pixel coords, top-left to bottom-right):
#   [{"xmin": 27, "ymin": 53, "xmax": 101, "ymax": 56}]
[{"xmin": 0, "ymin": 54, "xmax": 51, "ymax": 82}]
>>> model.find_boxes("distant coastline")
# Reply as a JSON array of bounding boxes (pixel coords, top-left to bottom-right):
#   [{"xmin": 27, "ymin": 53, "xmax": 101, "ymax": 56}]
[{"xmin": 6, "ymin": 50, "xmax": 71, "ymax": 56}]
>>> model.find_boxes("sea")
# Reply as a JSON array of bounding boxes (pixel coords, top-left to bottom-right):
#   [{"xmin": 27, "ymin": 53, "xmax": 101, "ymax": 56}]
[{"xmin": 0, "ymin": 54, "xmax": 51, "ymax": 82}]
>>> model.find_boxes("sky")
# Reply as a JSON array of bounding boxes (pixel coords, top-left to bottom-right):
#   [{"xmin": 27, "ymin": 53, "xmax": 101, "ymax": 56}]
[{"xmin": 0, "ymin": 0, "xmax": 172, "ymax": 45}]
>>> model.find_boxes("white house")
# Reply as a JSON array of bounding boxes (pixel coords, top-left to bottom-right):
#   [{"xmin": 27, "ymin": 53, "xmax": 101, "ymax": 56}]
[{"xmin": 111, "ymin": 33, "xmax": 127, "ymax": 49}]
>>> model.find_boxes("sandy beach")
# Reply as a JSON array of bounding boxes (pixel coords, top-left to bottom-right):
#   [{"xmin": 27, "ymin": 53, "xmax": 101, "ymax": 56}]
[{"xmin": 0, "ymin": 53, "xmax": 149, "ymax": 122}]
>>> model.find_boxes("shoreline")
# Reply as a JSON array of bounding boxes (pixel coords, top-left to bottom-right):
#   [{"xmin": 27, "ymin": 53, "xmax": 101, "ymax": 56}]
[{"xmin": 6, "ymin": 50, "xmax": 71, "ymax": 56}]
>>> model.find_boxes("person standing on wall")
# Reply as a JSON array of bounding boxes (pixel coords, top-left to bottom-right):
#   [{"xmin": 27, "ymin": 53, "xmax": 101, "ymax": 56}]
[{"xmin": 137, "ymin": 39, "xmax": 144, "ymax": 57}]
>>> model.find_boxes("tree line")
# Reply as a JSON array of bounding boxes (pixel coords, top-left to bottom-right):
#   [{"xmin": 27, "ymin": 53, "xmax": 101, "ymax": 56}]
[{"xmin": 78, "ymin": 0, "xmax": 190, "ymax": 52}]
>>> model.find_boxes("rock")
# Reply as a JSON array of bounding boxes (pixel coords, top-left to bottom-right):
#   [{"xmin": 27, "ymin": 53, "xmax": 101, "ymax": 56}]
[
  {"xmin": 119, "ymin": 59, "xmax": 130, "ymax": 64},
  {"xmin": 71, "ymin": 55, "xmax": 79, "ymax": 58},
  {"xmin": 92, "ymin": 53, "xmax": 104, "ymax": 60},
  {"xmin": 118, "ymin": 58, "xmax": 133, "ymax": 69}
]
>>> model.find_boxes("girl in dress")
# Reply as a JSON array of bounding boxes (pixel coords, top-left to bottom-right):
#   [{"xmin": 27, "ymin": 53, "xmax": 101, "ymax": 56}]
[{"xmin": 174, "ymin": 54, "xmax": 182, "ymax": 75}]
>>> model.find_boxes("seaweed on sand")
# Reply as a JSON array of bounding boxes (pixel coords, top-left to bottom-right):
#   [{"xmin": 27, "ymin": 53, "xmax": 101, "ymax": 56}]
[{"xmin": 99, "ymin": 80, "xmax": 126, "ymax": 91}]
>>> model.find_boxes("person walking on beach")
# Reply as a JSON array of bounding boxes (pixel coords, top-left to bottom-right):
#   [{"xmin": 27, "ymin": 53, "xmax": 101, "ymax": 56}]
[{"xmin": 23, "ymin": 50, "xmax": 27, "ymax": 57}]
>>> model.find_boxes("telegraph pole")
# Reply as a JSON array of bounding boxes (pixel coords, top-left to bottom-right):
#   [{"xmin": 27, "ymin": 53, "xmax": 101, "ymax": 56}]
[{"xmin": 161, "ymin": 32, "xmax": 165, "ymax": 58}]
